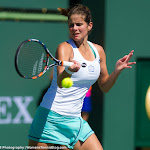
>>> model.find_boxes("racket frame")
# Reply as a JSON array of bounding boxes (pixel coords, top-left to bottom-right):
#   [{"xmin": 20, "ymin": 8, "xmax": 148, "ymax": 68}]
[{"xmin": 15, "ymin": 39, "xmax": 73, "ymax": 79}]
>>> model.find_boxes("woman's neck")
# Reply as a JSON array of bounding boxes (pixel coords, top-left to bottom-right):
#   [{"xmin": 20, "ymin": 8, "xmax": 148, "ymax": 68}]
[{"xmin": 73, "ymin": 36, "xmax": 88, "ymax": 49}]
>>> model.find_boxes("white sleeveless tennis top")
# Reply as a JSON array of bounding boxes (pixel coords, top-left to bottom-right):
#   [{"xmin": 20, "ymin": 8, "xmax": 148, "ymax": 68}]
[{"xmin": 40, "ymin": 39, "xmax": 101, "ymax": 117}]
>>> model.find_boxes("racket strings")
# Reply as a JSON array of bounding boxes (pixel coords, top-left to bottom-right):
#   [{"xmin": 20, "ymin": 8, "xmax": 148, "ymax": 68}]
[{"xmin": 17, "ymin": 41, "xmax": 48, "ymax": 78}]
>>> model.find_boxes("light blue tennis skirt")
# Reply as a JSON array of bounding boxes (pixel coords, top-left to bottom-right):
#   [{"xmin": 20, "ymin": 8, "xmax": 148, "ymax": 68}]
[{"xmin": 28, "ymin": 106, "xmax": 94, "ymax": 149}]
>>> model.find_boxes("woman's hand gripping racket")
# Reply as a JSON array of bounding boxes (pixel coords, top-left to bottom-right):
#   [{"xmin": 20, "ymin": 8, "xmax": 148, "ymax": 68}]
[{"xmin": 15, "ymin": 39, "xmax": 73, "ymax": 79}]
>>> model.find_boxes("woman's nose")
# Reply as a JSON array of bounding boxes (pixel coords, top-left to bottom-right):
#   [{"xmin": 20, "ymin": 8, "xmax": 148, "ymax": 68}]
[{"xmin": 73, "ymin": 24, "xmax": 78, "ymax": 30}]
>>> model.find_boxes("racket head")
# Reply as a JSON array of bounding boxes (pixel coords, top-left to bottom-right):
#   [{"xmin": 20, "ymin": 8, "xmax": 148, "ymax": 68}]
[{"xmin": 15, "ymin": 39, "xmax": 50, "ymax": 79}]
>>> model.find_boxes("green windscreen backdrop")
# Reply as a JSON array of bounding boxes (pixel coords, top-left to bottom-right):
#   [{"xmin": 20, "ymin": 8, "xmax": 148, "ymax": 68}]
[
  {"xmin": 103, "ymin": 0, "xmax": 150, "ymax": 150},
  {"xmin": 0, "ymin": 0, "xmax": 69, "ymax": 146},
  {"xmin": 0, "ymin": 21, "xmax": 68, "ymax": 147},
  {"xmin": 0, "ymin": 0, "xmax": 68, "ymax": 9}
]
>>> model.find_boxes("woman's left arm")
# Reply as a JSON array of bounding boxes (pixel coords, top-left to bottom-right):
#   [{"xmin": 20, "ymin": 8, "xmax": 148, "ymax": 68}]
[{"xmin": 96, "ymin": 45, "xmax": 136, "ymax": 93}]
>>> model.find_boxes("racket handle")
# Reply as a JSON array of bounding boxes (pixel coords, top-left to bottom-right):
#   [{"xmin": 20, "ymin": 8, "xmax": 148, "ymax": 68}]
[{"xmin": 62, "ymin": 61, "xmax": 74, "ymax": 67}]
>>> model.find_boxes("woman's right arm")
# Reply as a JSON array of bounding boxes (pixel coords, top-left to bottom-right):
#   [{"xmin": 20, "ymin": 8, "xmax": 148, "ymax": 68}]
[{"xmin": 55, "ymin": 42, "xmax": 80, "ymax": 88}]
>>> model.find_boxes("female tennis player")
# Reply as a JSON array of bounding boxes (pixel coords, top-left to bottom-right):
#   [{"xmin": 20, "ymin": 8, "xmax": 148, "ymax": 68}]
[{"xmin": 28, "ymin": 4, "xmax": 136, "ymax": 150}]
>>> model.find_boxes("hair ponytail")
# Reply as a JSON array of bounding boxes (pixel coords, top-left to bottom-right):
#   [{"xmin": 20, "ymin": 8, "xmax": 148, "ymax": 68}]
[{"xmin": 57, "ymin": 8, "xmax": 70, "ymax": 17}]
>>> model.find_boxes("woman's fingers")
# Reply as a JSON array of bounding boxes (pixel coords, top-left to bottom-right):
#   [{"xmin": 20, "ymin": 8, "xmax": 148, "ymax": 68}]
[
  {"xmin": 125, "ymin": 50, "xmax": 134, "ymax": 63},
  {"xmin": 119, "ymin": 55, "xmax": 128, "ymax": 62},
  {"xmin": 127, "ymin": 61, "xmax": 136, "ymax": 66}
]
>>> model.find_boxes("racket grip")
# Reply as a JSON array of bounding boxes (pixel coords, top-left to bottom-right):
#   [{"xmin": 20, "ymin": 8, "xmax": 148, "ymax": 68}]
[{"xmin": 62, "ymin": 61, "xmax": 74, "ymax": 67}]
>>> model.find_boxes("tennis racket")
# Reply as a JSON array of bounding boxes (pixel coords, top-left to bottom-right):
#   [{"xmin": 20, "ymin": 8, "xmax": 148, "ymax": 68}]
[{"xmin": 15, "ymin": 39, "xmax": 73, "ymax": 79}]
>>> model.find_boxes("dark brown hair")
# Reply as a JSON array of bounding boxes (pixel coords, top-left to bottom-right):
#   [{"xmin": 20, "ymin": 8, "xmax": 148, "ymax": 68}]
[{"xmin": 57, "ymin": 4, "xmax": 92, "ymax": 24}]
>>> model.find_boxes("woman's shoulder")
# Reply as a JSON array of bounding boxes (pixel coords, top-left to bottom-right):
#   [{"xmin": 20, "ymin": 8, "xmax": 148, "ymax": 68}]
[
  {"xmin": 56, "ymin": 41, "xmax": 72, "ymax": 52},
  {"xmin": 91, "ymin": 42, "xmax": 105, "ymax": 55},
  {"xmin": 57, "ymin": 41, "xmax": 72, "ymax": 49},
  {"xmin": 55, "ymin": 41, "xmax": 73, "ymax": 58}
]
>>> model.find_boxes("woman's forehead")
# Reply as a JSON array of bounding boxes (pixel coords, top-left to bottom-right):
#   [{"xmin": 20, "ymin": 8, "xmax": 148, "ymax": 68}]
[{"xmin": 68, "ymin": 14, "xmax": 85, "ymax": 22}]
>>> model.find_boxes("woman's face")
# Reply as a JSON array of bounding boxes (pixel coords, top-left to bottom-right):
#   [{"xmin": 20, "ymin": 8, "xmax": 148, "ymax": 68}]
[{"xmin": 68, "ymin": 14, "xmax": 92, "ymax": 41}]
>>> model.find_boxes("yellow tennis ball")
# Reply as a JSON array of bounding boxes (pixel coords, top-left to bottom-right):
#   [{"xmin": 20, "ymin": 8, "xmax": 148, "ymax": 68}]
[{"xmin": 61, "ymin": 77, "xmax": 73, "ymax": 88}]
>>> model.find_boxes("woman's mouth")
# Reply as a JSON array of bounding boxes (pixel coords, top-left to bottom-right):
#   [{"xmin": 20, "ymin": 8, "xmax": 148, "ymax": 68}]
[{"xmin": 73, "ymin": 33, "xmax": 79, "ymax": 37}]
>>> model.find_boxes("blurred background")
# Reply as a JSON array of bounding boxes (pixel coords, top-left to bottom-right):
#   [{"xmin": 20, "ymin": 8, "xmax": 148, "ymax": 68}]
[{"xmin": 0, "ymin": 0, "xmax": 150, "ymax": 150}]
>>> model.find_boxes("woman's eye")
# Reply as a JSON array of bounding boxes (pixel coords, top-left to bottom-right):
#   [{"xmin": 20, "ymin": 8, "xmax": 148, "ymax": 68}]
[
  {"xmin": 69, "ymin": 24, "xmax": 74, "ymax": 28},
  {"xmin": 76, "ymin": 23, "xmax": 82, "ymax": 26},
  {"xmin": 69, "ymin": 23, "xmax": 82, "ymax": 28}
]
